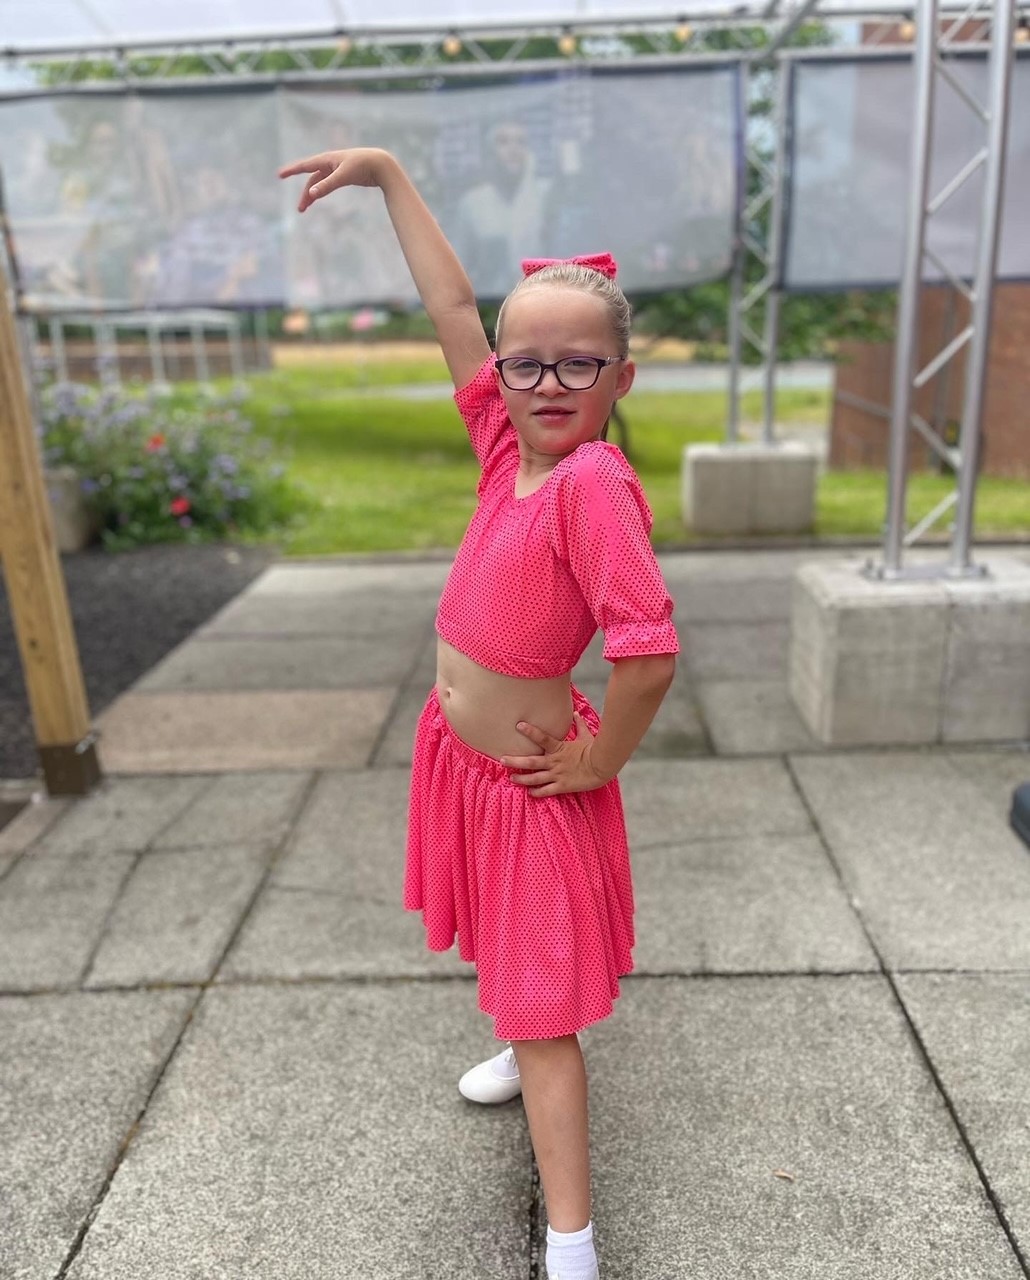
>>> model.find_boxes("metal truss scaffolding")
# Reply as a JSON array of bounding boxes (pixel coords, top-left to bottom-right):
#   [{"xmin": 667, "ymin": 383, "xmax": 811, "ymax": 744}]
[
  {"xmin": 872, "ymin": 0, "xmax": 1017, "ymax": 579},
  {"xmin": 2, "ymin": 1, "xmax": 1024, "ymax": 570}
]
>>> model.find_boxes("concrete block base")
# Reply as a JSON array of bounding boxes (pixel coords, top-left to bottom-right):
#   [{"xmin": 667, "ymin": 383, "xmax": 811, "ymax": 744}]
[
  {"xmin": 683, "ymin": 443, "xmax": 819, "ymax": 536},
  {"xmin": 45, "ymin": 467, "xmax": 99, "ymax": 552},
  {"xmin": 790, "ymin": 557, "xmax": 1030, "ymax": 745}
]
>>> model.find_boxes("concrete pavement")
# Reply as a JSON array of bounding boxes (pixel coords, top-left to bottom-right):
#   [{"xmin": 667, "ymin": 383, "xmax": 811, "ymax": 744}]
[{"xmin": 2, "ymin": 546, "xmax": 1030, "ymax": 1279}]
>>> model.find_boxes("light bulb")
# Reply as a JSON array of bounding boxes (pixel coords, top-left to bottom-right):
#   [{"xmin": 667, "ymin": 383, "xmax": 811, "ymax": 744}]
[
  {"xmin": 558, "ymin": 30, "xmax": 577, "ymax": 56},
  {"xmin": 442, "ymin": 33, "xmax": 462, "ymax": 56},
  {"xmin": 675, "ymin": 21, "xmax": 693, "ymax": 42},
  {"xmin": 336, "ymin": 35, "xmax": 352, "ymax": 55},
  {"xmin": 1015, "ymin": 23, "xmax": 1030, "ymax": 42},
  {"xmin": 899, "ymin": 17, "xmax": 916, "ymax": 39}
]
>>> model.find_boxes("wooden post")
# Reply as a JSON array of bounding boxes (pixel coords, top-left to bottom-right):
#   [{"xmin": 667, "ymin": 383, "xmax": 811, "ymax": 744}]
[{"xmin": 0, "ymin": 274, "xmax": 101, "ymax": 795}]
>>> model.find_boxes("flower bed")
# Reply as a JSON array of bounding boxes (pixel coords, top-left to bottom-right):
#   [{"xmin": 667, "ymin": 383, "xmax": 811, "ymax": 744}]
[{"xmin": 38, "ymin": 383, "xmax": 310, "ymax": 551}]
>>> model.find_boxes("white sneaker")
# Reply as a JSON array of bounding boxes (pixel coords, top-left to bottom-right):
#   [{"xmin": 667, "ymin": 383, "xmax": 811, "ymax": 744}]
[{"xmin": 457, "ymin": 1044, "xmax": 522, "ymax": 1104}]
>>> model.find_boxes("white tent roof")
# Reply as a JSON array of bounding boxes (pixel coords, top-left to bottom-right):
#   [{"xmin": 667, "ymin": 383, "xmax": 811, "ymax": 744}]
[{"xmin": 0, "ymin": 0, "xmax": 916, "ymax": 55}]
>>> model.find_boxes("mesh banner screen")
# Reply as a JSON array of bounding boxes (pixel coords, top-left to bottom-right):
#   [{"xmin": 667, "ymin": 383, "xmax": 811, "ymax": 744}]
[
  {"xmin": 783, "ymin": 54, "xmax": 1030, "ymax": 291},
  {"xmin": 0, "ymin": 67, "xmax": 740, "ymax": 312}
]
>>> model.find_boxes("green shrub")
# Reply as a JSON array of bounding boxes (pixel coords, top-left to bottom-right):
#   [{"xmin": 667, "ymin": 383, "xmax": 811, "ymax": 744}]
[{"xmin": 38, "ymin": 382, "xmax": 313, "ymax": 550}]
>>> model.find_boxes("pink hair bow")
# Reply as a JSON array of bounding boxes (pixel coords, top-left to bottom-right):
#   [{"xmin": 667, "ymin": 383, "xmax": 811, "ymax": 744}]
[{"xmin": 521, "ymin": 252, "xmax": 618, "ymax": 280}]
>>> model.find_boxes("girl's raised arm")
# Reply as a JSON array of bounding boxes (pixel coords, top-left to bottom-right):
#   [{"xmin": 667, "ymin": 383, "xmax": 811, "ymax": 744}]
[{"xmin": 279, "ymin": 148, "xmax": 491, "ymax": 390}]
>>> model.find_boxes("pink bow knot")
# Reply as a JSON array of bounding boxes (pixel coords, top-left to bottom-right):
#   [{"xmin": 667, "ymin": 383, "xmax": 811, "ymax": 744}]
[{"xmin": 520, "ymin": 252, "xmax": 618, "ymax": 281}]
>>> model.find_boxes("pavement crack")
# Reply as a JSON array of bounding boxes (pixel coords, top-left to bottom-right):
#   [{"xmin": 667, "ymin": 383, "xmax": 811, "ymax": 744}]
[
  {"xmin": 365, "ymin": 614, "xmax": 437, "ymax": 767},
  {"xmin": 528, "ymin": 1155, "xmax": 544, "ymax": 1280},
  {"xmin": 53, "ymin": 989, "xmax": 204, "ymax": 1280},
  {"xmin": 784, "ymin": 756, "xmax": 1030, "ymax": 1280}
]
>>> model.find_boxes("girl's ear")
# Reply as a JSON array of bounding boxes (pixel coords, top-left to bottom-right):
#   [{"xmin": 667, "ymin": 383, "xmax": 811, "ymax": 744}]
[{"xmin": 613, "ymin": 358, "xmax": 636, "ymax": 401}]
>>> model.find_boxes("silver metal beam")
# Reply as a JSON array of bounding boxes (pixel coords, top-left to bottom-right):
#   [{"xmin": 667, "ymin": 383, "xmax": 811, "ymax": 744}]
[
  {"xmin": 882, "ymin": 0, "xmax": 938, "ymax": 577},
  {"xmin": 951, "ymin": 0, "xmax": 1017, "ymax": 572}
]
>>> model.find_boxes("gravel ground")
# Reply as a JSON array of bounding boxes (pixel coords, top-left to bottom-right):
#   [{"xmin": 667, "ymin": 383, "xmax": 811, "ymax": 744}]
[{"xmin": 0, "ymin": 542, "xmax": 277, "ymax": 782}]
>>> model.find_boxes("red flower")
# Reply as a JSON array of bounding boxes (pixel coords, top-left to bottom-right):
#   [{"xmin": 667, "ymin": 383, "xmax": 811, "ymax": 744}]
[
  {"xmin": 146, "ymin": 432, "xmax": 166, "ymax": 452},
  {"xmin": 169, "ymin": 496, "xmax": 191, "ymax": 517}
]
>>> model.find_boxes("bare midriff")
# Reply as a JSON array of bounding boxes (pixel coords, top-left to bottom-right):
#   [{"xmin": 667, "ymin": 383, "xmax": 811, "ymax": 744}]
[{"xmin": 436, "ymin": 637, "xmax": 575, "ymax": 760}]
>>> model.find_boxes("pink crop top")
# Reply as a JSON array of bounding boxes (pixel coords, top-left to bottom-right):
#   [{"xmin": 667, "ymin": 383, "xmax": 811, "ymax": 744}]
[{"xmin": 435, "ymin": 356, "xmax": 679, "ymax": 679}]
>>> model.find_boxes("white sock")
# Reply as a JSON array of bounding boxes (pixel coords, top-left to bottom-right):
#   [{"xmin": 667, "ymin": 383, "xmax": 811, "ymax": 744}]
[{"xmin": 545, "ymin": 1221, "xmax": 598, "ymax": 1280}]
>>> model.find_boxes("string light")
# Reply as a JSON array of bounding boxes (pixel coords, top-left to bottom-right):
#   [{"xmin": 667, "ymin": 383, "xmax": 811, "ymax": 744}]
[
  {"xmin": 336, "ymin": 34, "xmax": 352, "ymax": 55},
  {"xmin": 1016, "ymin": 19, "xmax": 1030, "ymax": 42},
  {"xmin": 442, "ymin": 32, "xmax": 462, "ymax": 56},
  {"xmin": 898, "ymin": 14, "xmax": 916, "ymax": 39},
  {"xmin": 674, "ymin": 19, "xmax": 693, "ymax": 43},
  {"xmin": 558, "ymin": 28, "xmax": 577, "ymax": 56}
]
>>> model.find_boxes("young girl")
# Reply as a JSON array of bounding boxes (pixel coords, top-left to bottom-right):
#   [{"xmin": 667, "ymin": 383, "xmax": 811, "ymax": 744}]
[{"xmin": 280, "ymin": 147, "xmax": 679, "ymax": 1280}]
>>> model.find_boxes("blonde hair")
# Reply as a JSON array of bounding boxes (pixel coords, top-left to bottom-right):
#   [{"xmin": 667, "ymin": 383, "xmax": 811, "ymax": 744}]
[{"xmin": 495, "ymin": 263, "xmax": 633, "ymax": 357}]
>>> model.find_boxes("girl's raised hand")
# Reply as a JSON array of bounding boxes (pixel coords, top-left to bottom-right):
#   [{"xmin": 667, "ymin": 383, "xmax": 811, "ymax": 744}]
[
  {"xmin": 278, "ymin": 147, "xmax": 388, "ymax": 213},
  {"xmin": 500, "ymin": 713, "xmax": 613, "ymax": 798}
]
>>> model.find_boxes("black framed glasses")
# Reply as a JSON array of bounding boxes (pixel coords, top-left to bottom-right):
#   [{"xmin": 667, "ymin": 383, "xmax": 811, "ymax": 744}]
[{"xmin": 495, "ymin": 355, "xmax": 625, "ymax": 391}]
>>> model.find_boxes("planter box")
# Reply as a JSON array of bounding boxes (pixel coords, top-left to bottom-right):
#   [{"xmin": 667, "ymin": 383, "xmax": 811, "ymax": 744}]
[{"xmin": 45, "ymin": 467, "xmax": 100, "ymax": 553}]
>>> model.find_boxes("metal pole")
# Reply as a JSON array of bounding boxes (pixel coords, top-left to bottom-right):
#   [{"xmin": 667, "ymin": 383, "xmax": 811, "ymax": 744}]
[
  {"xmin": 190, "ymin": 319, "xmax": 210, "ymax": 385},
  {"xmin": 882, "ymin": 0, "xmax": 939, "ymax": 576},
  {"xmin": 726, "ymin": 63, "xmax": 749, "ymax": 444},
  {"xmin": 147, "ymin": 317, "xmax": 168, "ymax": 389},
  {"xmin": 228, "ymin": 313, "xmax": 245, "ymax": 385},
  {"xmin": 950, "ymin": 0, "xmax": 1016, "ymax": 574},
  {"xmin": 761, "ymin": 57, "xmax": 791, "ymax": 444},
  {"xmin": 48, "ymin": 316, "xmax": 68, "ymax": 382}
]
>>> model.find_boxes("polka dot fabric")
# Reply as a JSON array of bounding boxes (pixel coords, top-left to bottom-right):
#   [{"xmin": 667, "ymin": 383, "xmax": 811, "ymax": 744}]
[
  {"xmin": 404, "ymin": 354, "xmax": 679, "ymax": 1041},
  {"xmin": 435, "ymin": 356, "xmax": 679, "ymax": 679},
  {"xmin": 404, "ymin": 686, "xmax": 635, "ymax": 1041}
]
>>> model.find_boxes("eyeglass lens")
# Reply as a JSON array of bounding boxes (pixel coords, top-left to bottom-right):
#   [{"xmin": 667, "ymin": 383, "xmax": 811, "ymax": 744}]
[{"xmin": 502, "ymin": 358, "xmax": 604, "ymax": 390}]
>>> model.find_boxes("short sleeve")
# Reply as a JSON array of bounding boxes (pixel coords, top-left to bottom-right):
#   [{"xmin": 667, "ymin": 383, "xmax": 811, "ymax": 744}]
[
  {"xmin": 551, "ymin": 445, "xmax": 680, "ymax": 662},
  {"xmin": 453, "ymin": 355, "xmax": 515, "ymax": 472}
]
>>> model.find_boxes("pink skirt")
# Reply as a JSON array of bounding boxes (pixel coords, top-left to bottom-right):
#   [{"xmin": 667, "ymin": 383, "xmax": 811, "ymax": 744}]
[{"xmin": 403, "ymin": 685, "xmax": 635, "ymax": 1041}]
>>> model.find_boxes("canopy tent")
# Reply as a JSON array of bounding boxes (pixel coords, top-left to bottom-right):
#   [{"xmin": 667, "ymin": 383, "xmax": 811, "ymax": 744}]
[
  {"xmin": 0, "ymin": 0, "xmax": 1022, "ymax": 795},
  {"xmin": 0, "ymin": 0, "xmax": 944, "ymax": 55}
]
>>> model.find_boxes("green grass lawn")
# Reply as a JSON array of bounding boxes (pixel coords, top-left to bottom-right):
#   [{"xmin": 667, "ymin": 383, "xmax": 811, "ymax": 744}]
[{"xmin": 236, "ymin": 366, "xmax": 1028, "ymax": 555}]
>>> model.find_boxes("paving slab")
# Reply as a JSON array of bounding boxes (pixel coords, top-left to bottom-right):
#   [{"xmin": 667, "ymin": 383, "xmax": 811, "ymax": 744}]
[
  {"xmin": 790, "ymin": 753, "xmax": 1030, "ymax": 969},
  {"xmin": 631, "ymin": 835, "xmax": 876, "ymax": 973},
  {"xmin": 658, "ymin": 548, "xmax": 845, "ymax": 585},
  {"xmin": 575, "ymin": 675, "xmax": 710, "ymax": 759},
  {"xmin": 571, "ymin": 629, "xmax": 610, "ymax": 683},
  {"xmin": 0, "ymin": 988, "xmax": 195, "ymax": 1280},
  {"xmin": 136, "ymin": 631, "xmax": 425, "ymax": 692},
  {"xmin": 620, "ymin": 757, "xmax": 813, "ymax": 849},
  {"xmin": 582, "ymin": 975, "xmax": 1024, "ymax": 1279},
  {"xmin": 151, "ymin": 770, "xmax": 314, "ymax": 850},
  {"xmin": 65, "ymin": 983, "xmax": 531, "ymax": 1280},
  {"xmin": 196, "ymin": 585, "xmax": 441, "ymax": 639},
  {"xmin": 682, "ymin": 620, "xmax": 790, "ymax": 680},
  {"xmin": 666, "ymin": 550, "xmax": 870, "ymax": 625},
  {"xmin": 85, "ymin": 844, "xmax": 271, "ymax": 987},
  {"xmin": 196, "ymin": 561, "xmax": 447, "ymax": 637},
  {"xmin": 896, "ymin": 973, "xmax": 1030, "ymax": 1261},
  {"xmin": 944, "ymin": 748, "xmax": 1030, "ymax": 815},
  {"xmin": 411, "ymin": 633, "xmax": 440, "ymax": 686},
  {"xmin": 236, "ymin": 559, "xmax": 453, "ymax": 598},
  {"xmin": 221, "ymin": 769, "xmax": 466, "ymax": 981},
  {"xmin": 0, "ymin": 793, "xmax": 70, "ymax": 859},
  {"xmin": 95, "ymin": 688, "xmax": 395, "ymax": 772},
  {"xmin": 628, "ymin": 679, "xmax": 711, "ymax": 759},
  {"xmin": 368, "ymin": 687, "xmax": 428, "ymax": 767},
  {"xmin": 697, "ymin": 678, "xmax": 819, "ymax": 754},
  {"xmin": 33, "ymin": 775, "xmax": 210, "ymax": 855},
  {"xmin": 0, "ymin": 850, "xmax": 135, "ymax": 990}
]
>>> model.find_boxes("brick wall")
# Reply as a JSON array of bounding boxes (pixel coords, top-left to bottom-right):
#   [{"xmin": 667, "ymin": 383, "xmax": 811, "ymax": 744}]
[{"xmin": 830, "ymin": 283, "xmax": 1030, "ymax": 479}]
